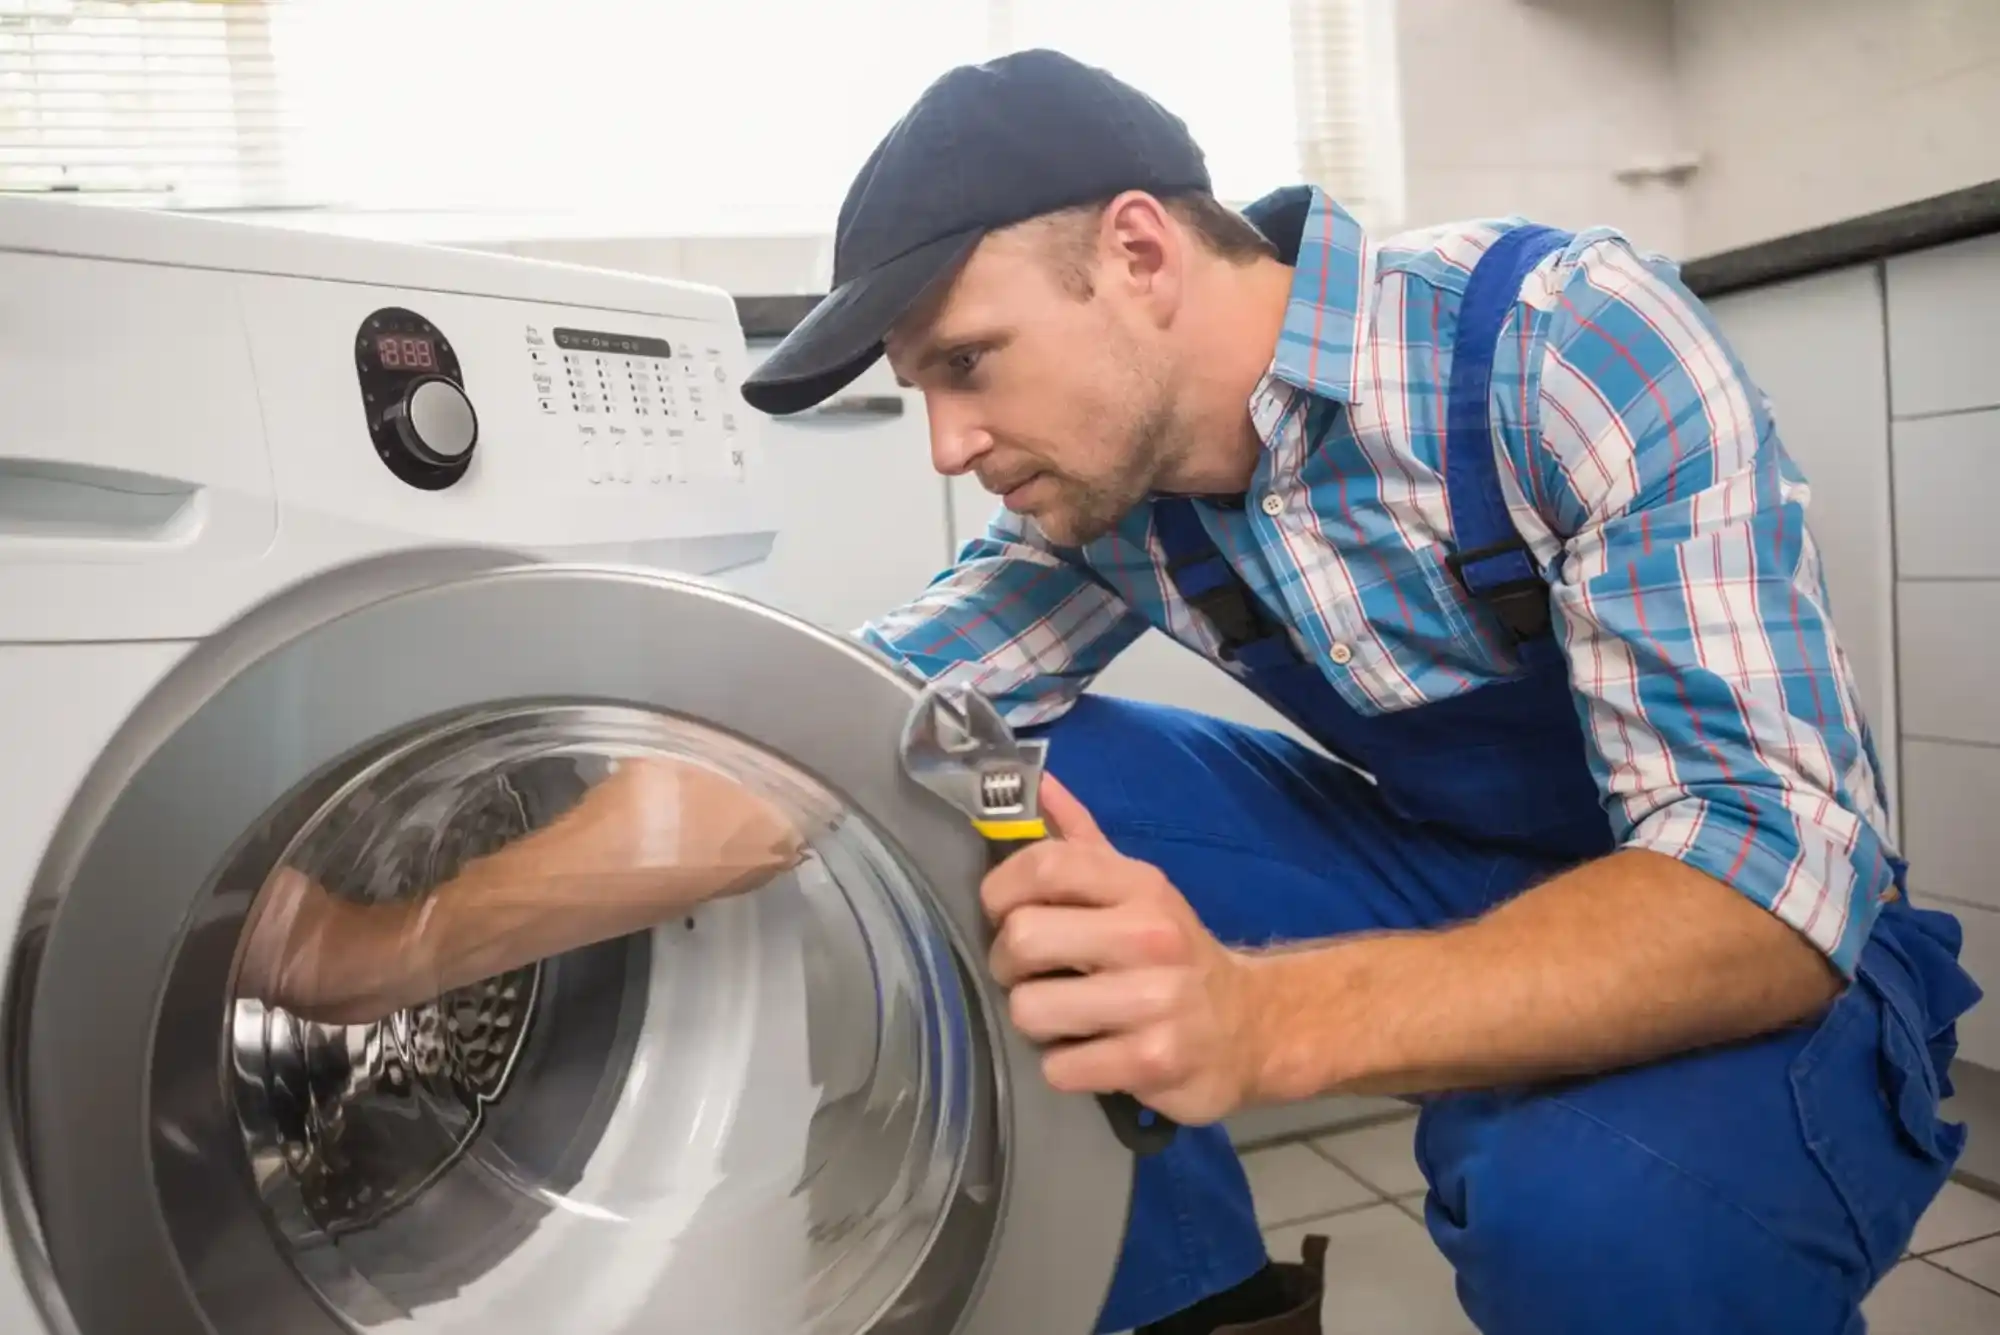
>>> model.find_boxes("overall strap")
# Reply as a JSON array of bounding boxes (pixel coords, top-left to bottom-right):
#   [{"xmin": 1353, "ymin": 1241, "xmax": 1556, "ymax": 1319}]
[
  {"xmin": 1443, "ymin": 223, "xmax": 1574, "ymax": 642},
  {"xmin": 1151, "ymin": 497, "xmax": 1296, "ymax": 672}
]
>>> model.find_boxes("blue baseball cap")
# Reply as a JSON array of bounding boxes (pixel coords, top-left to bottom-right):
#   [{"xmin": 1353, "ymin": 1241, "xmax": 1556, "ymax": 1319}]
[{"xmin": 739, "ymin": 48, "xmax": 1212, "ymax": 417}]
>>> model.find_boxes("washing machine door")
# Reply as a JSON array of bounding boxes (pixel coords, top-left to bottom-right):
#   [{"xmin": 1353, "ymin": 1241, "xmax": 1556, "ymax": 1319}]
[{"xmin": 1, "ymin": 549, "xmax": 1133, "ymax": 1335}]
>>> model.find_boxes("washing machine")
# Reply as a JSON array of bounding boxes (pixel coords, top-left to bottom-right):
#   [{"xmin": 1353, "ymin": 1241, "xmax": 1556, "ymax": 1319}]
[{"xmin": 0, "ymin": 197, "xmax": 1132, "ymax": 1334}]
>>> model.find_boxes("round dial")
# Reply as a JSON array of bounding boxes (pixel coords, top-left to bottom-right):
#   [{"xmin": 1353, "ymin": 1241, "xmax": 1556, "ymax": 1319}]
[
  {"xmin": 385, "ymin": 375, "xmax": 479, "ymax": 466},
  {"xmin": 356, "ymin": 307, "xmax": 476, "ymax": 490}
]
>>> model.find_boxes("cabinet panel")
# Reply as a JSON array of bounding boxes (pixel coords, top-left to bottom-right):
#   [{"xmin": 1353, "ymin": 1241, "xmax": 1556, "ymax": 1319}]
[
  {"xmin": 1897, "ymin": 580, "xmax": 2000, "ymax": 747},
  {"xmin": 1902, "ymin": 739, "xmax": 2000, "ymax": 913},
  {"xmin": 1893, "ymin": 408, "xmax": 2000, "ymax": 578},
  {"xmin": 725, "ymin": 345, "xmax": 950, "ymax": 633},
  {"xmin": 1886, "ymin": 231, "xmax": 2000, "ymax": 418},
  {"xmin": 1708, "ymin": 265, "xmax": 1898, "ymax": 809},
  {"xmin": 1955, "ymin": 902, "xmax": 2000, "ymax": 1069}
]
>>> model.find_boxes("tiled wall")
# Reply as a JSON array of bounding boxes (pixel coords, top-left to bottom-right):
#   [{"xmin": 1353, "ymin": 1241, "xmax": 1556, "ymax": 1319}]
[
  {"xmin": 1881, "ymin": 231, "xmax": 2000, "ymax": 1071},
  {"xmin": 1675, "ymin": 0, "xmax": 2000, "ymax": 256}
]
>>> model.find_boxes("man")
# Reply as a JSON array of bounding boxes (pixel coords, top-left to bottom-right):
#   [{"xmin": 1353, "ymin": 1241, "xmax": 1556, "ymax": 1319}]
[{"xmin": 734, "ymin": 47, "xmax": 1984, "ymax": 1335}]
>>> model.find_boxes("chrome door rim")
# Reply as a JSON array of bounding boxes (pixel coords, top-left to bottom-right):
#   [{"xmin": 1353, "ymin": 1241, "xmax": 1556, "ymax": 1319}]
[{"xmin": 1, "ymin": 547, "xmax": 1132, "ymax": 1335}]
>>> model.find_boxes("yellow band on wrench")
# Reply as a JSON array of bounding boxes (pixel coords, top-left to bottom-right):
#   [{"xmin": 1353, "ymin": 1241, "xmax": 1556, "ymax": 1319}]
[{"xmin": 971, "ymin": 817, "xmax": 1048, "ymax": 841}]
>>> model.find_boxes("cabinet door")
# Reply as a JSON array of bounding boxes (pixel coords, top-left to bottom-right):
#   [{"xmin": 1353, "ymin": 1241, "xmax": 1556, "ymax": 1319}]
[
  {"xmin": 726, "ymin": 344, "xmax": 952, "ymax": 633},
  {"xmin": 1707, "ymin": 266, "xmax": 1899, "ymax": 812}
]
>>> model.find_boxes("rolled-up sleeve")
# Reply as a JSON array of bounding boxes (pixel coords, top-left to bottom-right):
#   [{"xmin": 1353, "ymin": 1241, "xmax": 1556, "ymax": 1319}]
[
  {"xmin": 855, "ymin": 509, "xmax": 1150, "ymax": 730},
  {"xmin": 1521, "ymin": 238, "xmax": 1899, "ymax": 976}
]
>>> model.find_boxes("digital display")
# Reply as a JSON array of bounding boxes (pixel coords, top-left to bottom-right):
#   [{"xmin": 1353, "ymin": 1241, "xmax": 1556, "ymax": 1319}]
[
  {"xmin": 376, "ymin": 333, "xmax": 438, "ymax": 371},
  {"xmin": 554, "ymin": 327, "xmax": 673, "ymax": 359}
]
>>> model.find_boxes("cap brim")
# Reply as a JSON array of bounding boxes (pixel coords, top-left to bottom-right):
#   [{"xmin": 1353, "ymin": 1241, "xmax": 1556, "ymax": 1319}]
[{"xmin": 740, "ymin": 228, "xmax": 982, "ymax": 416}]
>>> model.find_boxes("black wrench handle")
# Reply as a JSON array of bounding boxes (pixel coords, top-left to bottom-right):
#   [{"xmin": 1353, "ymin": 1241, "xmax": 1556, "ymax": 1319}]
[{"xmin": 984, "ymin": 834, "xmax": 1181, "ymax": 1156}]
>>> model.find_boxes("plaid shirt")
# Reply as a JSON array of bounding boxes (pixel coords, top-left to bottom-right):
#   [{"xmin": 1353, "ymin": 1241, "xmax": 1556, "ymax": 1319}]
[{"xmin": 859, "ymin": 186, "xmax": 1897, "ymax": 977}]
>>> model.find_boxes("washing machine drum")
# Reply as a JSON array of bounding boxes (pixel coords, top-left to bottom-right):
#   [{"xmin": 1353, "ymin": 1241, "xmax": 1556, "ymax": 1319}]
[{"xmin": 1, "ymin": 552, "xmax": 1134, "ymax": 1335}]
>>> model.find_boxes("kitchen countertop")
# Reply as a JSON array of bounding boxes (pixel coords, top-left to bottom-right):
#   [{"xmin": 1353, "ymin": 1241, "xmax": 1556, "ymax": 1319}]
[
  {"xmin": 1679, "ymin": 178, "xmax": 2000, "ymax": 297},
  {"xmin": 733, "ymin": 179, "xmax": 2000, "ymax": 337}
]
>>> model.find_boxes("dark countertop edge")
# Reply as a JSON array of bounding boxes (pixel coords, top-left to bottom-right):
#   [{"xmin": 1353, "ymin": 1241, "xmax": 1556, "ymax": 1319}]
[
  {"xmin": 734, "ymin": 180, "xmax": 2000, "ymax": 336},
  {"xmin": 1673, "ymin": 179, "xmax": 2000, "ymax": 297},
  {"xmin": 736, "ymin": 294, "xmax": 823, "ymax": 342}
]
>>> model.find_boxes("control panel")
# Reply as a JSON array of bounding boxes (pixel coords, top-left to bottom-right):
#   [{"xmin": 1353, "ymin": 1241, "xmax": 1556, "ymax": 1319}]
[
  {"xmin": 355, "ymin": 307, "xmax": 479, "ymax": 490},
  {"xmin": 525, "ymin": 322, "xmax": 747, "ymax": 491}
]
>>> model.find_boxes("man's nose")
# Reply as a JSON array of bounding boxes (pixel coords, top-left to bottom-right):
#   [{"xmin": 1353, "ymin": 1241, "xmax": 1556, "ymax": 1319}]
[{"xmin": 925, "ymin": 397, "xmax": 990, "ymax": 477}]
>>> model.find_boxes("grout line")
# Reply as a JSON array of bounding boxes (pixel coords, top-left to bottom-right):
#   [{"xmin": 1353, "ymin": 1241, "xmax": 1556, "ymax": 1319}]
[
  {"xmin": 1260, "ymin": 1196, "xmax": 1389, "ymax": 1232},
  {"xmin": 1875, "ymin": 259, "xmax": 1908, "ymax": 839},
  {"xmin": 1950, "ymin": 1168, "xmax": 2000, "ymax": 1201},
  {"xmin": 1891, "ymin": 401, "xmax": 2000, "ymax": 426},
  {"xmin": 1238, "ymin": 1107, "xmax": 1417, "ymax": 1157},
  {"xmin": 1301, "ymin": 1138, "xmax": 1401, "ymax": 1203},
  {"xmin": 1916, "ymin": 1254, "xmax": 2000, "ymax": 1300},
  {"xmin": 1916, "ymin": 1226, "xmax": 2000, "ymax": 1258}
]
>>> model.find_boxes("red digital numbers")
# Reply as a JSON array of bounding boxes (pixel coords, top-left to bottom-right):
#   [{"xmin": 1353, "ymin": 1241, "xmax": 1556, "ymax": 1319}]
[{"xmin": 377, "ymin": 334, "xmax": 436, "ymax": 371}]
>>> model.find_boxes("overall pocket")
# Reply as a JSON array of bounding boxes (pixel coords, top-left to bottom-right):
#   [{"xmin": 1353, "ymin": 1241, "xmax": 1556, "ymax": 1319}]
[{"xmin": 1789, "ymin": 908, "xmax": 1978, "ymax": 1278}]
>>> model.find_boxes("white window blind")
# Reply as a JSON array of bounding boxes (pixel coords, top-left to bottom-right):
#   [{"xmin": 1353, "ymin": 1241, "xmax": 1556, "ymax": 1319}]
[
  {"xmin": 0, "ymin": 0, "xmax": 293, "ymax": 206},
  {"xmin": 0, "ymin": 0, "xmax": 1402, "ymax": 233}
]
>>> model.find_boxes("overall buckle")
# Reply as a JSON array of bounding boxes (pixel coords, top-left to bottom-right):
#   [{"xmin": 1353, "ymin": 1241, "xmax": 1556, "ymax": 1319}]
[{"xmin": 1446, "ymin": 539, "xmax": 1552, "ymax": 641}]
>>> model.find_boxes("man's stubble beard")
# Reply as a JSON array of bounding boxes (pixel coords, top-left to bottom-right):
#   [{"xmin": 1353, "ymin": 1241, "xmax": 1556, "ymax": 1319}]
[{"xmin": 1040, "ymin": 363, "xmax": 1185, "ymax": 548}]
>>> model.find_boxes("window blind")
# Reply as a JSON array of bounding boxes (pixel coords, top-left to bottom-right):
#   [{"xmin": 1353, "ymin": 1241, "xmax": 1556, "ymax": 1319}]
[
  {"xmin": 1290, "ymin": 0, "xmax": 1405, "ymax": 231},
  {"xmin": 0, "ymin": 0, "xmax": 295, "ymax": 207},
  {"xmin": 0, "ymin": 0, "xmax": 1402, "ymax": 233}
]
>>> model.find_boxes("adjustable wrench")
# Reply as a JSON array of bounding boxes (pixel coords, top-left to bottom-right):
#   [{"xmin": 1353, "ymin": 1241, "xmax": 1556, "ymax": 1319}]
[{"xmin": 899, "ymin": 679, "xmax": 1179, "ymax": 1156}]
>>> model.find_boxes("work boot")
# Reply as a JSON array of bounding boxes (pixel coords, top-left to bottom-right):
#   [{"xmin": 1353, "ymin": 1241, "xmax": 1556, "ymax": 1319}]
[
  {"xmin": 1138, "ymin": 1234, "xmax": 1329, "ymax": 1335},
  {"xmin": 1214, "ymin": 1234, "xmax": 1327, "ymax": 1334}
]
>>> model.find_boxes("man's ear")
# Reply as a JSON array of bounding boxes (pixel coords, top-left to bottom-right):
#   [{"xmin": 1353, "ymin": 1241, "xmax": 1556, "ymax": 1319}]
[{"xmin": 1099, "ymin": 191, "xmax": 1183, "ymax": 324}]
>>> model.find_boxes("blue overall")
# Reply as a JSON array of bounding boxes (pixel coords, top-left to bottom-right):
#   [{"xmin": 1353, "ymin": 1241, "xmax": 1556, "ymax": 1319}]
[{"xmin": 1031, "ymin": 224, "xmax": 1984, "ymax": 1333}]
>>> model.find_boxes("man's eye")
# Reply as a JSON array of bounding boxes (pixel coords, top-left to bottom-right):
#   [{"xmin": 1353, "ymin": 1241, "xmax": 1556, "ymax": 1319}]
[{"xmin": 946, "ymin": 348, "xmax": 984, "ymax": 380}]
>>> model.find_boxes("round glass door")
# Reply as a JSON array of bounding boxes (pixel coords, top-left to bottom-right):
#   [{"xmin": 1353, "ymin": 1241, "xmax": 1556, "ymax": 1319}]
[
  {"xmin": 4, "ymin": 554, "xmax": 1130, "ymax": 1335},
  {"xmin": 223, "ymin": 703, "xmax": 997, "ymax": 1334}
]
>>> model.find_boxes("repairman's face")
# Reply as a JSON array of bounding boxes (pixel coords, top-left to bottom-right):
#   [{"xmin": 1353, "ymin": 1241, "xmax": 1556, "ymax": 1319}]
[{"xmin": 886, "ymin": 194, "xmax": 1191, "ymax": 547}]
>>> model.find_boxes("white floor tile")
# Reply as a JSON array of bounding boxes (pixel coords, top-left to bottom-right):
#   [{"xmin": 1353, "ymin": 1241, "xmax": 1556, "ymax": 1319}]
[
  {"xmin": 1911, "ymin": 1180, "xmax": 2000, "ymax": 1255},
  {"xmin": 1264, "ymin": 1203, "xmax": 1477, "ymax": 1335},
  {"xmin": 1312, "ymin": 1113, "xmax": 1426, "ymax": 1198},
  {"xmin": 1863, "ymin": 1258, "xmax": 2000, "ymax": 1333},
  {"xmin": 1243, "ymin": 1142, "xmax": 1376, "ymax": 1227},
  {"xmin": 1928, "ymin": 1231, "xmax": 2000, "ymax": 1290}
]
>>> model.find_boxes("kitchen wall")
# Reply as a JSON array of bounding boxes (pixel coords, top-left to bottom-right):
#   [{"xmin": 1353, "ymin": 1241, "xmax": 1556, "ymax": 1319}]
[
  {"xmin": 1391, "ymin": 0, "xmax": 1687, "ymax": 255},
  {"xmin": 1674, "ymin": 0, "xmax": 2000, "ymax": 256},
  {"xmin": 1394, "ymin": 0, "xmax": 2000, "ymax": 262}
]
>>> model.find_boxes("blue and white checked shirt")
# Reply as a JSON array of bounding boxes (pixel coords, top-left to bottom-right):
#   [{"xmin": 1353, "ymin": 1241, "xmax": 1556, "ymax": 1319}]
[{"xmin": 859, "ymin": 186, "xmax": 1897, "ymax": 976}]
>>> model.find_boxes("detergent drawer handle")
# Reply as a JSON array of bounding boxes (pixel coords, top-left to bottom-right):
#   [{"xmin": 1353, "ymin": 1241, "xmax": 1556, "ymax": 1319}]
[{"xmin": 785, "ymin": 394, "xmax": 906, "ymax": 422}]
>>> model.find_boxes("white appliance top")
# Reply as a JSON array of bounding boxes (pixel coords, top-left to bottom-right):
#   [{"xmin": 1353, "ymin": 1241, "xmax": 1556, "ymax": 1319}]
[{"xmin": 0, "ymin": 195, "xmax": 777, "ymax": 643}]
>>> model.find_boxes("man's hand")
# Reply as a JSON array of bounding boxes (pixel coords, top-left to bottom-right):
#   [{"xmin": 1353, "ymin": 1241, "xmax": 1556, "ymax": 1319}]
[{"xmin": 982, "ymin": 775, "xmax": 1265, "ymax": 1126}]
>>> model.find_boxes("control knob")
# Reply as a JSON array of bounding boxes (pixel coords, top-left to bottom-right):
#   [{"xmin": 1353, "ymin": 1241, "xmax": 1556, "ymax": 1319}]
[{"xmin": 382, "ymin": 375, "xmax": 479, "ymax": 468}]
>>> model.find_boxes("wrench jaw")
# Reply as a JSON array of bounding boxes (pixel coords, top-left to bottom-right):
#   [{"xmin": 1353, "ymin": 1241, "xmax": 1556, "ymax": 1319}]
[{"xmin": 898, "ymin": 682, "xmax": 1049, "ymax": 837}]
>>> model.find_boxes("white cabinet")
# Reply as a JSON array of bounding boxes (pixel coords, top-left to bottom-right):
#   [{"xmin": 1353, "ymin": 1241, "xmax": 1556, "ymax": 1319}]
[
  {"xmin": 1887, "ymin": 232, "xmax": 2000, "ymax": 418},
  {"xmin": 1707, "ymin": 266, "xmax": 1900, "ymax": 812},
  {"xmin": 1881, "ymin": 235, "xmax": 2000, "ymax": 1071},
  {"xmin": 723, "ymin": 344, "xmax": 952, "ymax": 634}
]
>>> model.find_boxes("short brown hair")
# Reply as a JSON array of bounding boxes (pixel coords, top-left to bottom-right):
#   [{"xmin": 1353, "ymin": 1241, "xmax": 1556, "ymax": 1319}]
[{"xmin": 1028, "ymin": 190, "xmax": 1276, "ymax": 298}]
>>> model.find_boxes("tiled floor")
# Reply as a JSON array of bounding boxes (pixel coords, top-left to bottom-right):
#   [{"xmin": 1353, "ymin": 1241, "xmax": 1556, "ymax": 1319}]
[{"xmin": 1234, "ymin": 1110, "xmax": 2000, "ymax": 1334}]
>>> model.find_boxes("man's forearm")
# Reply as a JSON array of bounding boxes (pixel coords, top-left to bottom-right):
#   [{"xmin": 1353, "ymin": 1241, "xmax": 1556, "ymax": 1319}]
[{"xmin": 1241, "ymin": 849, "xmax": 1844, "ymax": 1103}]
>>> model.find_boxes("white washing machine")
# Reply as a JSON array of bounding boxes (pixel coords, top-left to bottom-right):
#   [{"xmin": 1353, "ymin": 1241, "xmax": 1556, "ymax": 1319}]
[{"xmin": 0, "ymin": 197, "xmax": 1131, "ymax": 1334}]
